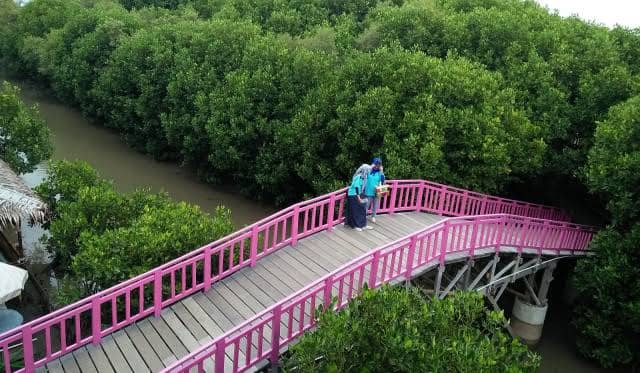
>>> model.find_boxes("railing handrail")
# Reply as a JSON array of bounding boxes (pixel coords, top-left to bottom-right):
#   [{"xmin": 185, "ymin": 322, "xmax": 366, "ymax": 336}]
[
  {"xmin": 0, "ymin": 179, "xmax": 575, "ymax": 371},
  {"xmin": 162, "ymin": 213, "xmax": 595, "ymax": 372}
]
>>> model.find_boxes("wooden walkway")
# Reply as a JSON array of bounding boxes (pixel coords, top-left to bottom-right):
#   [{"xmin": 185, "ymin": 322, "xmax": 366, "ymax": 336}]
[{"xmin": 41, "ymin": 212, "xmax": 444, "ymax": 372}]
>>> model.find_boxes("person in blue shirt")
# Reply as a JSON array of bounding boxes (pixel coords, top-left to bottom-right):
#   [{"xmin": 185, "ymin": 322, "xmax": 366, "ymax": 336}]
[
  {"xmin": 364, "ymin": 157, "xmax": 385, "ymax": 223},
  {"xmin": 345, "ymin": 168, "xmax": 373, "ymax": 231}
]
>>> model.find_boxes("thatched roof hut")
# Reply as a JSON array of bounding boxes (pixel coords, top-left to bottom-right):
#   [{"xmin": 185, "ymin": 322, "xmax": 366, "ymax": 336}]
[{"xmin": 0, "ymin": 159, "xmax": 47, "ymax": 226}]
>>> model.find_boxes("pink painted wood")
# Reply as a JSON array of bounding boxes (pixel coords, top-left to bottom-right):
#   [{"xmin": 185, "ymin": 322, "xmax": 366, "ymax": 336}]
[{"xmin": 0, "ymin": 179, "xmax": 575, "ymax": 372}]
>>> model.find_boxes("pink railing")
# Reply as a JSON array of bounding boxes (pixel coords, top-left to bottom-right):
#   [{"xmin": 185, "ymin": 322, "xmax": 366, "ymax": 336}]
[
  {"xmin": 164, "ymin": 214, "xmax": 595, "ymax": 373},
  {"xmin": 0, "ymin": 179, "xmax": 570, "ymax": 372}
]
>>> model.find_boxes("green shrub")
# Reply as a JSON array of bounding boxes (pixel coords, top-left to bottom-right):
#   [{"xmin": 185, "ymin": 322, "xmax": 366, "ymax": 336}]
[
  {"xmin": 285, "ymin": 286, "xmax": 540, "ymax": 372},
  {"xmin": 0, "ymin": 81, "xmax": 52, "ymax": 174}
]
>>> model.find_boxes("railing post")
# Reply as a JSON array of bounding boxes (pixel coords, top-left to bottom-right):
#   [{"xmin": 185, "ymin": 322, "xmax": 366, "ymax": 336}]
[
  {"xmin": 469, "ymin": 220, "xmax": 478, "ymax": 258},
  {"xmin": 389, "ymin": 181, "xmax": 399, "ymax": 214},
  {"xmin": 495, "ymin": 216, "xmax": 505, "ymax": 254},
  {"xmin": 91, "ymin": 297, "xmax": 102, "ymax": 344},
  {"xmin": 480, "ymin": 195, "xmax": 488, "ymax": 215},
  {"xmin": 154, "ymin": 270, "xmax": 162, "ymax": 317},
  {"xmin": 291, "ymin": 206, "xmax": 300, "ymax": 246},
  {"xmin": 323, "ymin": 276, "xmax": 334, "ymax": 310},
  {"xmin": 518, "ymin": 218, "xmax": 530, "ymax": 254},
  {"xmin": 540, "ymin": 221, "xmax": 549, "ymax": 255},
  {"xmin": 405, "ymin": 236, "xmax": 418, "ymax": 280},
  {"xmin": 214, "ymin": 339, "xmax": 226, "ymax": 373},
  {"xmin": 270, "ymin": 305, "xmax": 283, "ymax": 369},
  {"xmin": 415, "ymin": 181, "xmax": 425, "ymax": 212},
  {"xmin": 368, "ymin": 251, "xmax": 381, "ymax": 289},
  {"xmin": 461, "ymin": 191, "xmax": 468, "ymax": 215},
  {"xmin": 437, "ymin": 185, "xmax": 446, "ymax": 215},
  {"xmin": 557, "ymin": 223, "xmax": 567, "ymax": 250},
  {"xmin": 250, "ymin": 225, "xmax": 259, "ymax": 267},
  {"xmin": 439, "ymin": 221, "xmax": 449, "ymax": 264},
  {"xmin": 22, "ymin": 325, "xmax": 34, "ymax": 372},
  {"xmin": 203, "ymin": 246, "xmax": 212, "ymax": 291},
  {"xmin": 327, "ymin": 194, "xmax": 336, "ymax": 232}
]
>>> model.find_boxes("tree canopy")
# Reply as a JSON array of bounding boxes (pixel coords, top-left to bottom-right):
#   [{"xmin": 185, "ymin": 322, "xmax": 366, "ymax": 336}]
[
  {"xmin": 35, "ymin": 160, "xmax": 234, "ymax": 305},
  {"xmin": 285, "ymin": 286, "xmax": 540, "ymax": 372},
  {"xmin": 0, "ymin": 81, "xmax": 52, "ymax": 174}
]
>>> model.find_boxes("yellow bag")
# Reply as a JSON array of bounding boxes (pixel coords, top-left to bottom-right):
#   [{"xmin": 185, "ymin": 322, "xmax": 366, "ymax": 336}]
[{"xmin": 375, "ymin": 184, "xmax": 389, "ymax": 198}]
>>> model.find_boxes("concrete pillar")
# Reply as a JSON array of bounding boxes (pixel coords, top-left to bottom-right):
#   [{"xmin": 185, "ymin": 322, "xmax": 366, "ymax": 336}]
[{"xmin": 510, "ymin": 297, "xmax": 548, "ymax": 345}]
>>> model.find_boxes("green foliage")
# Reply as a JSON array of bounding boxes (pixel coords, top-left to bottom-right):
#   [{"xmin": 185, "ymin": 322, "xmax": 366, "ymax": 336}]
[
  {"xmin": 35, "ymin": 160, "xmax": 108, "ymax": 217},
  {"xmin": 0, "ymin": 81, "xmax": 52, "ymax": 173},
  {"xmin": 586, "ymin": 95, "xmax": 640, "ymax": 226},
  {"xmin": 36, "ymin": 161, "xmax": 233, "ymax": 304},
  {"xmin": 68, "ymin": 203, "xmax": 232, "ymax": 299},
  {"xmin": 573, "ymin": 226, "xmax": 640, "ymax": 368},
  {"xmin": 575, "ymin": 96, "xmax": 640, "ymax": 368},
  {"xmin": 278, "ymin": 48, "xmax": 544, "ymax": 195},
  {"xmin": 285, "ymin": 286, "xmax": 540, "ymax": 372},
  {"xmin": 4, "ymin": 0, "xmax": 638, "ymax": 206}
]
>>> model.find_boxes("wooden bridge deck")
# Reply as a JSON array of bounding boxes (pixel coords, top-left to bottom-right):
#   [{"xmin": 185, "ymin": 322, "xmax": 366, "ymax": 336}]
[{"xmin": 42, "ymin": 212, "xmax": 444, "ymax": 372}]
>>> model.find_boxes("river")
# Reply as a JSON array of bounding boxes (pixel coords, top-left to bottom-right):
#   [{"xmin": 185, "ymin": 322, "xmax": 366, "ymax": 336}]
[
  {"xmin": 10, "ymin": 81, "xmax": 613, "ymax": 372},
  {"xmin": 17, "ymin": 82, "xmax": 273, "ymax": 228}
]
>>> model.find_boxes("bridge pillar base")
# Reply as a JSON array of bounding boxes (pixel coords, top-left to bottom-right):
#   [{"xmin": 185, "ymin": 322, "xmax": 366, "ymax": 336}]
[{"xmin": 510, "ymin": 297, "xmax": 548, "ymax": 345}]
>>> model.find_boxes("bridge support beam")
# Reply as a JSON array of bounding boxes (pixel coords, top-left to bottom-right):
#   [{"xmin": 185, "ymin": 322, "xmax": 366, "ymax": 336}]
[
  {"xmin": 510, "ymin": 262, "xmax": 556, "ymax": 345},
  {"xmin": 434, "ymin": 264, "xmax": 444, "ymax": 298}
]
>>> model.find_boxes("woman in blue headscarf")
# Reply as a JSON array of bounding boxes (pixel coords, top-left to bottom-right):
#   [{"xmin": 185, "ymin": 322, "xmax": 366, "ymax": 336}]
[
  {"xmin": 364, "ymin": 157, "xmax": 385, "ymax": 223},
  {"xmin": 345, "ymin": 168, "xmax": 373, "ymax": 231}
]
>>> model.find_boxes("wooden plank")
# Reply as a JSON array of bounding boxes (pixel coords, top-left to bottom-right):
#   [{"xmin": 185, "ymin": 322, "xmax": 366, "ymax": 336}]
[
  {"xmin": 111, "ymin": 330, "xmax": 148, "ymax": 371},
  {"xmin": 45, "ymin": 359, "xmax": 64, "ymax": 373},
  {"xmin": 259, "ymin": 256, "xmax": 308, "ymax": 289},
  {"xmin": 125, "ymin": 323, "xmax": 165, "ymax": 371},
  {"xmin": 213, "ymin": 282, "xmax": 260, "ymax": 319},
  {"xmin": 271, "ymin": 249, "xmax": 324, "ymax": 279},
  {"xmin": 390, "ymin": 213, "xmax": 427, "ymax": 231},
  {"xmin": 162, "ymin": 307, "xmax": 201, "ymax": 350},
  {"xmin": 101, "ymin": 334, "xmax": 134, "ymax": 373},
  {"xmin": 182, "ymin": 296, "xmax": 225, "ymax": 336},
  {"xmin": 321, "ymin": 232, "xmax": 369, "ymax": 258},
  {"xmin": 193, "ymin": 292, "xmax": 235, "ymax": 330},
  {"xmin": 234, "ymin": 271, "xmax": 280, "ymax": 307},
  {"xmin": 72, "ymin": 347, "xmax": 97, "ymax": 373},
  {"xmin": 59, "ymin": 350, "xmax": 81, "ymax": 373},
  {"xmin": 285, "ymin": 246, "xmax": 334, "ymax": 274},
  {"xmin": 410, "ymin": 212, "xmax": 444, "ymax": 226},
  {"xmin": 220, "ymin": 278, "xmax": 266, "ymax": 314},
  {"xmin": 264, "ymin": 251, "xmax": 315, "ymax": 284},
  {"xmin": 374, "ymin": 216, "xmax": 414, "ymax": 237},
  {"xmin": 171, "ymin": 302, "xmax": 211, "ymax": 344},
  {"xmin": 147, "ymin": 314, "xmax": 188, "ymax": 359},
  {"xmin": 85, "ymin": 343, "xmax": 114, "ymax": 373},
  {"xmin": 400, "ymin": 212, "xmax": 439, "ymax": 227},
  {"xmin": 329, "ymin": 228, "xmax": 375, "ymax": 252},
  {"xmin": 138, "ymin": 318, "xmax": 179, "ymax": 367},
  {"xmin": 296, "ymin": 240, "xmax": 343, "ymax": 269}
]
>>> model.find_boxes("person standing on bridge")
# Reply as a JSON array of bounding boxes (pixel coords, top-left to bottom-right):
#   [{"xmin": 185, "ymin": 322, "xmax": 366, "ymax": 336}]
[
  {"xmin": 346, "ymin": 168, "xmax": 373, "ymax": 231},
  {"xmin": 364, "ymin": 157, "xmax": 385, "ymax": 223}
]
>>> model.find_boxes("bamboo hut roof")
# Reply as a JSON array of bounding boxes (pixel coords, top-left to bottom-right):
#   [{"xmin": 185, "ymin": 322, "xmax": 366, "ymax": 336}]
[{"xmin": 0, "ymin": 159, "xmax": 47, "ymax": 225}]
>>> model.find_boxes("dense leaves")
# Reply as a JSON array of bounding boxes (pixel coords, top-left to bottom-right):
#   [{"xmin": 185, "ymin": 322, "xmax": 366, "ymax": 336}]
[
  {"xmin": 285, "ymin": 286, "xmax": 540, "ymax": 372},
  {"xmin": 0, "ymin": 81, "xmax": 52, "ymax": 173},
  {"xmin": 585, "ymin": 96, "xmax": 640, "ymax": 226},
  {"xmin": 573, "ymin": 226, "xmax": 640, "ymax": 367},
  {"xmin": 36, "ymin": 161, "xmax": 233, "ymax": 304},
  {"xmin": 573, "ymin": 96, "xmax": 640, "ymax": 368}
]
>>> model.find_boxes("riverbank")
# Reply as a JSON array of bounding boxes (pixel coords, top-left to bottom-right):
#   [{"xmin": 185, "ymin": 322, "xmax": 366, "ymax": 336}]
[{"xmin": 16, "ymin": 80, "xmax": 274, "ymax": 228}]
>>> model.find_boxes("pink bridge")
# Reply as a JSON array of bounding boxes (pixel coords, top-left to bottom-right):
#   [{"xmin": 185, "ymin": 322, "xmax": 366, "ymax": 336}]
[{"xmin": 0, "ymin": 180, "xmax": 596, "ymax": 372}]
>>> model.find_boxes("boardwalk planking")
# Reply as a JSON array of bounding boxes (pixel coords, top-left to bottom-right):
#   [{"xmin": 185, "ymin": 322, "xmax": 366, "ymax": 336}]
[{"xmin": 43, "ymin": 212, "xmax": 445, "ymax": 372}]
